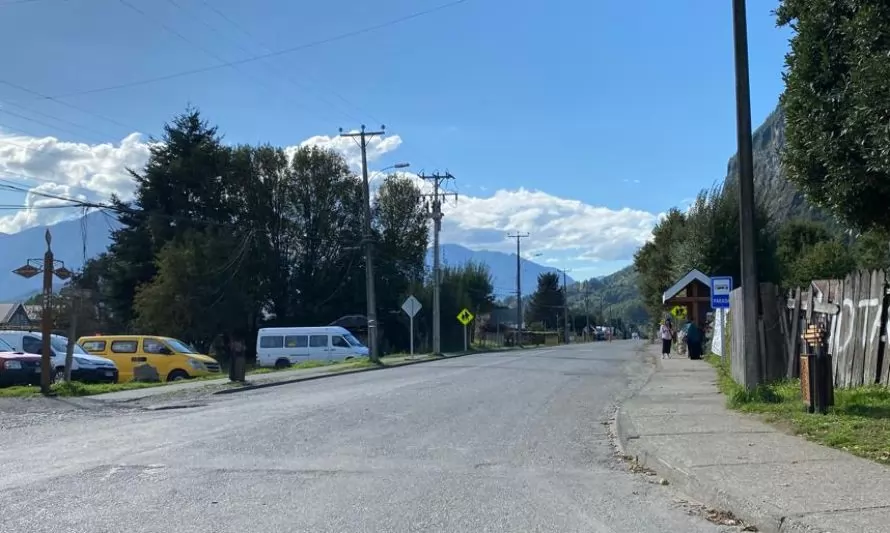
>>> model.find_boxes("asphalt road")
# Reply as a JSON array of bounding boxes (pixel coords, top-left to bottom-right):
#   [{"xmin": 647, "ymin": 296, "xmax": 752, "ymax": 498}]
[{"xmin": 0, "ymin": 341, "xmax": 737, "ymax": 532}]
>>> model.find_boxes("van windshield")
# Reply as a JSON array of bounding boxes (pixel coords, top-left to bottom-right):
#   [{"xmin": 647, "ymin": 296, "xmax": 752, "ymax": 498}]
[
  {"xmin": 50, "ymin": 336, "xmax": 87, "ymax": 355},
  {"xmin": 344, "ymin": 334, "xmax": 364, "ymax": 347},
  {"xmin": 0, "ymin": 338, "xmax": 13, "ymax": 351},
  {"xmin": 165, "ymin": 338, "xmax": 197, "ymax": 354}
]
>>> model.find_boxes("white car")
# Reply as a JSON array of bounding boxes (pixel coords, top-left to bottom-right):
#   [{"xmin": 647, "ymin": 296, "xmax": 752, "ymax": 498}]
[{"xmin": 0, "ymin": 331, "xmax": 119, "ymax": 383}]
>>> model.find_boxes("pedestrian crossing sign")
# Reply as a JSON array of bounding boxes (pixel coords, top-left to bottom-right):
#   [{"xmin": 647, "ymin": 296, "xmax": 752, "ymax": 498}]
[{"xmin": 457, "ymin": 308, "xmax": 474, "ymax": 325}]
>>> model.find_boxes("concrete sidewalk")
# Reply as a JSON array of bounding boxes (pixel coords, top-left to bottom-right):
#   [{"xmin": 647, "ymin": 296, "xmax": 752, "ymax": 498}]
[{"xmin": 615, "ymin": 350, "xmax": 890, "ymax": 533}]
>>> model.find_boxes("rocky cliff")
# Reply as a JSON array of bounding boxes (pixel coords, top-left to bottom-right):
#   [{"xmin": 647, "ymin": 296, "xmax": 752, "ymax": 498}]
[{"xmin": 725, "ymin": 105, "xmax": 836, "ymax": 226}]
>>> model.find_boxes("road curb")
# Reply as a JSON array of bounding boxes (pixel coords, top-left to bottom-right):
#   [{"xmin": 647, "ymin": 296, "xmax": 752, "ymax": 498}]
[
  {"xmin": 612, "ymin": 360, "xmax": 829, "ymax": 533},
  {"xmin": 212, "ymin": 347, "xmax": 524, "ymax": 396}
]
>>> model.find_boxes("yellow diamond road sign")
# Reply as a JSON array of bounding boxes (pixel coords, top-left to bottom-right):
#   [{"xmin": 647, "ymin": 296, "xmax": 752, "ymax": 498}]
[
  {"xmin": 670, "ymin": 305, "xmax": 687, "ymax": 320},
  {"xmin": 457, "ymin": 308, "xmax": 474, "ymax": 326}
]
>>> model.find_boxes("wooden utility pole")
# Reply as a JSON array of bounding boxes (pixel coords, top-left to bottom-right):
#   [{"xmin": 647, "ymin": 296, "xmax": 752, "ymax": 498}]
[
  {"xmin": 731, "ymin": 0, "xmax": 761, "ymax": 388},
  {"xmin": 507, "ymin": 233, "xmax": 529, "ymax": 346},
  {"xmin": 339, "ymin": 125, "xmax": 386, "ymax": 364},
  {"xmin": 419, "ymin": 172, "xmax": 457, "ymax": 356},
  {"xmin": 556, "ymin": 268, "xmax": 571, "ymax": 343}
]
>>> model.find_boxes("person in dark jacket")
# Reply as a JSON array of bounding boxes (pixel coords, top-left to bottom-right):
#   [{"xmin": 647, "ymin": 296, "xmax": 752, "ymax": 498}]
[{"xmin": 684, "ymin": 320, "xmax": 703, "ymax": 360}]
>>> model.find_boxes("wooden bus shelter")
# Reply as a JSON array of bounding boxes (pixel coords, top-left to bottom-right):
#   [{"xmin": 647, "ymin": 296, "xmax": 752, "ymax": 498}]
[{"xmin": 662, "ymin": 269, "xmax": 711, "ymax": 326}]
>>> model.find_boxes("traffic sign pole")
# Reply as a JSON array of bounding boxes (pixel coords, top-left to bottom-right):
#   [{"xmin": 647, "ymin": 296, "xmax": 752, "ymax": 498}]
[
  {"xmin": 401, "ymin": 295, "xmax": 422, "ymax": 357},
  {"xmin": 464, "ymin": 324, "xmax": 468, "ymax": 353},
  {"xmin": 410, "ymin": 315, "xmax": 415, "ymax": 356}
]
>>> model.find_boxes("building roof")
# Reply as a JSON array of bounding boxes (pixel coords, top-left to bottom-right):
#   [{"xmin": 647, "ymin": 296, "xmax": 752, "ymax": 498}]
[
  {"xmin": 0, "ymin": 303, "xmax": 18, "ymax": 323},
  {"xmin": 662, "ymin": 269, "xmax": 711, "ymax": 304}
]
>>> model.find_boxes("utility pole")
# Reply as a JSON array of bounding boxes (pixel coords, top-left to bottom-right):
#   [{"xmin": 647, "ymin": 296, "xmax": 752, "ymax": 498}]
[
  {"xmin": 419, "ymin": 172, "xmax": 457, "ymax": 356},
  {"xmin": 11, "ymin": 229, "xmax": 71, "ymax": 394},
  {"xmin": 556, "ymin": 268, "xmax": 571, "ymax": 344},
  {"xmin": 583, "ymin": 284, "xmax": 592, "ymax": 341},
  {"xmin": 339, "ymin": 124, "xmax": 386, "ymax": 364},
  {"xmin": 731, "ymin": 0, "xmax": 761, "ymax": 389},
  {"xmin": 507, "ymin": 233, "xmax": 529, "ymax": 346}
]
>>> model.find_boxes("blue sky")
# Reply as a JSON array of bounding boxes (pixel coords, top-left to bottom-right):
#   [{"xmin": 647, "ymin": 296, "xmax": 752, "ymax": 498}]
[{"xmin": 0, "ymin": 0, "xmax": 791, "ymax": 277}]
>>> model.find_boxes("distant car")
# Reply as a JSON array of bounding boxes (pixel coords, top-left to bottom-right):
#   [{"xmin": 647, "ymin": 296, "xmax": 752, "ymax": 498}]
[
  {"xmin": 0, "ymin": 331, "xmax": 118, "ymax": 384},
  {"xmin": 0, "ymin": 337, "xmax": 41, "ymax": 388}
]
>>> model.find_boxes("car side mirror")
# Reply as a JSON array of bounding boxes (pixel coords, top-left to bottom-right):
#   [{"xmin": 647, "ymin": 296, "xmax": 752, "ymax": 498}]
[{"xmin": 160, "ymin": 347, "xmax": 173, "ymax": 355}]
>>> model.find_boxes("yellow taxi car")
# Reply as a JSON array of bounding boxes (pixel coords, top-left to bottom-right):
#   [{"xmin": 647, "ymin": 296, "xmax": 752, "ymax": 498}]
[{"xmin": 77, "ymin": 335, "xmax": 221, "ymax": 383}]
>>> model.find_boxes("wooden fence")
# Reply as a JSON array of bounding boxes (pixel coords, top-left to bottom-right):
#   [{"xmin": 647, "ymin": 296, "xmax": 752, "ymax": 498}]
[
  {"xmin": 783, "ymin": 270, "xmax": 890, "ymax": 388},
  {"xmin": 723, "ymin": 271, "xmax": 890, "ymax": 389}
]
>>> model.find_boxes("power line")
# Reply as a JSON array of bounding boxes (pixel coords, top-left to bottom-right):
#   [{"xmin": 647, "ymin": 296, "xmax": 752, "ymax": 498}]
[
  {"xmin": 43, "ymin": 0, "xmax": 469, "ymax": 100},
  {"xmin": 194, "ymin": 0, "xmax": 371, "ymax": 123},
  {"xmin": 0, "ymin": 100, "xmax": 115, "ymax": 140},
  {"xmin": 0, "ymin": 106, "xmax": 104, "ymax": 142},
  {"xmin": 118, "ymin": 0, "xmax": 314, "ymax": 116},
  {"xmin": 0, "ymin": 79, "xmax": 135, "ymax": 131}
]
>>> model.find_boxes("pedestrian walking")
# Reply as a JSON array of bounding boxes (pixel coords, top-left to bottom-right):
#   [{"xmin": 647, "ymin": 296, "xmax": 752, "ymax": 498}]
[{"xmin": 660, "ymin": 318, "xmax": 673, "ymax": 359}]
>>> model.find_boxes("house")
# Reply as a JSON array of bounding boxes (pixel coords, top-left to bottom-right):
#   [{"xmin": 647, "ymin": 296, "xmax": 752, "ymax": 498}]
[{"xmin": 0, "ymin": 302, "xmax": 36, "ymax": 329}]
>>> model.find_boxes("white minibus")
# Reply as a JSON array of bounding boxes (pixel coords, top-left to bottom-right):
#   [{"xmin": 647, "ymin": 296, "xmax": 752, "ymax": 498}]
[{"xmin": 255, "ymin": 326, "xmax": 369, "ymax": 369}]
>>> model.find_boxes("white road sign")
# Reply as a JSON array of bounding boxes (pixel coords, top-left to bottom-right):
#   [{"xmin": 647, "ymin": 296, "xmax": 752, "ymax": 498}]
[{"xmin": 401, "ymin": 295, "xmax": 422, "ymax": 318}]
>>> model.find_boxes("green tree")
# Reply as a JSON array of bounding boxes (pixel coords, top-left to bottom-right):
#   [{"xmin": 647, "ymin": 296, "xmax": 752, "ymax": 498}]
[
  {"xmin": 777, "ymin": 1, "xmax": 890, "ymax": 231},
  {"xmin": 788, "ymin": 240, "xmax": 857, "ymax": 288},
  {"xmin": 284, "ymin": 146, "xmax": 364, "ymax": 326},
  {"xmin": 132, "ymin": 228, "xmax": 261, "ymax": 352},
  {"xmin": 671, "ymin": 180, "xmax": 779, "ymax": 287},
  {"xmin": 634, "ymin": 208, "xmax": 686, "ymax": 318},
  {"xmin": 104, "ymin": 108, "xmax": 232, "ymax": 327},
  {"xmin": 769, "ymin": 219, "xmax": 858, "ymax": 288},
  {"xmin": 526, "ymin": 272, "xmax": 564, "ymax": 330},
  {"xmin": 373, "ymin": 174, "xmax": 430, "ymax": 353},
  {"xmin": 853, "ymin": 229, "xmax": 890, "ymax": 271},
  {"xmin": 413, "ymin": 262, "xmax": 495, "ymax": 352}
]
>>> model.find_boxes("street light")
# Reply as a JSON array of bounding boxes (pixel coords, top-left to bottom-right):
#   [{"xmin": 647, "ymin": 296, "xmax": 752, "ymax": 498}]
[{"xmin": 12, "ymin": 229, "xmax": 71, "ymax": 394}]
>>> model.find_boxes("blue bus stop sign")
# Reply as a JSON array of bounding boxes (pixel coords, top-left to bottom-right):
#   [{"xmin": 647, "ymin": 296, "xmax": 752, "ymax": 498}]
[{"xmin": 710, "ymin": 276, "xmax": 732, "ymax": 309}]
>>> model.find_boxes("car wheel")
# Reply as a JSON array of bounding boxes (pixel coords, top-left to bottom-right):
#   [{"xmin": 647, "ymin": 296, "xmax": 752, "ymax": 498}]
[
  {"xmin": 167, "ymin": 370, "xmax": 189, "ymax": 382},
  {"xmin": 53, "ymin": 368, "xmax": 66, "ymax": 383},
  {"xmin": 274, "ymin": 359, "xmax": 291, "ymax": 370}
]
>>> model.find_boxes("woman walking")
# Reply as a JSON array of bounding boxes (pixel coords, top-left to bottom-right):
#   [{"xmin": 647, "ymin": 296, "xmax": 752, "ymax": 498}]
[{"xmin": 660, "ymin": 318, "xmax": 674, "ymax": 359}]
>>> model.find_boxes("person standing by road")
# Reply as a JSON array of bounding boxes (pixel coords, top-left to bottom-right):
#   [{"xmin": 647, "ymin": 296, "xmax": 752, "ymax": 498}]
[
  {"xmin": 683, "ymin": 320, "xmax": 702, "ymax": 360},
  {"xmin": 660, "ymin": 319, "xmax": 673, "ymax": 359}
]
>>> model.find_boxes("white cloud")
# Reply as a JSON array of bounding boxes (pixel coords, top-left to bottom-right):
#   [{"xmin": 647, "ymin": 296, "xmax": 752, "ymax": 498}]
[
  {"xmin": 0, "ymin": 130, "xmax": 660, "ymax": 263},
  {"xmin": 0, "ymin": 132, "xmax": 151, "ymax": 233},
  {"xmin": 298, "ymin": 132, "xmax": 402, "ymax": 170},
  {"xmin": 440, "ymin": 188, "xmax": 660, "ymax": 262}
]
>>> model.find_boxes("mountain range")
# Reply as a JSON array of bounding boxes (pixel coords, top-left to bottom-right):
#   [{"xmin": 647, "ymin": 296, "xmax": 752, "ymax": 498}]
[
  {"xmin": 0, "ymin": 102, "xmax": 812, "ymax": 316},
  {"xmin": 0, "ymin": 212, "xmax": 583, "ymax": 303}
]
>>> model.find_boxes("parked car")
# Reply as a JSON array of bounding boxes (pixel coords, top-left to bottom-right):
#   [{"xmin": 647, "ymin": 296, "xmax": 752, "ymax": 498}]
[
  {"xmin": 256, "ymin": 326, "xmax": 369, "ymax": 369},
  {"xmin": 77, "ymin": 335, "xmax": 220, "ymax": 382},
  {"xmin": 0, "ymin": 331, "xmax": 118, "ymax": 384},
  {"xmin": 0, "ymin": 337, "xmax": 42, "ymax": 388}
]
